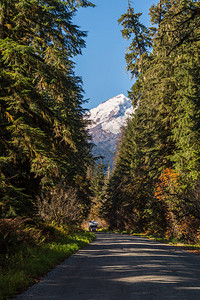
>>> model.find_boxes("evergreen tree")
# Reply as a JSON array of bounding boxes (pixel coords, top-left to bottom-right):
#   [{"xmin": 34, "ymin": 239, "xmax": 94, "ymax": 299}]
[
  {"xmin": 104, "ymin": 0, "xmax": 200, "ymax": 240},
  {"xmin": 0, "ymin": 0, "xmax": 94, "ymax": 217},
  {"xmin": 118, "ymin": 0, "xmax": 152, "ymax": 79},
  {"xmin": 89, "ymin": 161, "xmax": 107, "ymax": 220}
]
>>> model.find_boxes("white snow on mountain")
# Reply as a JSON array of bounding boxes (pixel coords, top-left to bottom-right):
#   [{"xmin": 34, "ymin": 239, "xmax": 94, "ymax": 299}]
[
  {"xmin": 86, "ymin": 94, "xmax": 134, "ymax": 135},
  {"xmin": 85, "ymin": 94, "xmax": 135, "ymax": 167}
]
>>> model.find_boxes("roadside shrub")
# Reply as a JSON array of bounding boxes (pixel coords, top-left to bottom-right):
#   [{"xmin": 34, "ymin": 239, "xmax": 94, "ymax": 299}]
[
  {"xmin": 0, "ymin": 218, "xmax": 36, "ymax": 255},
  {"xmin": 36, "ymin": 184, "xmax": 84, "ymax": 225}
]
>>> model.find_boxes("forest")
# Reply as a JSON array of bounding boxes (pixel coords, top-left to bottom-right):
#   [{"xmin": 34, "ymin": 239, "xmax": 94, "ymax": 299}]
[
  {"xmin": 0, "ymin": 0, "xmax": 96, "ymax": 222},
  {"xmin": 102, "ymin": 0, "xmax": 200, "ymax": 244},
  {"xmin": 0, "ymin": 1, "xmax": 200, "ymax": 296},
  {"xmin": 0, "ymin": 1, "xmax": 96, "ymax": 297}
]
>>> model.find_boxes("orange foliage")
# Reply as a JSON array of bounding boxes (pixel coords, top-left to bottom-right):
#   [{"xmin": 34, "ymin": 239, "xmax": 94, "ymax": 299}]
[
  {"xmin": 155, "ymin": 168, "xmax": 200, "ymax": 243},
  {"xmin": 155, "ymin": 168, "xmax": 179, "ymax": 202}
]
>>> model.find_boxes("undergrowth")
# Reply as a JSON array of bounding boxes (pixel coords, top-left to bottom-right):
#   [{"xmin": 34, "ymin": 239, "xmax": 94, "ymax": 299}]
[{"xmin": 0, "ymin": 218, "xmax": 95, "ymax": 300}]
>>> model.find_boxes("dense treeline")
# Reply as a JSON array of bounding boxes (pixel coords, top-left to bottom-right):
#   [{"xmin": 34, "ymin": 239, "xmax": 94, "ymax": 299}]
[
  {"xmin": 103, "ymin": 0, "xmax": 200, "ymax": 242},
  {"xmin": 0, "ymin": 0, "xmax": 94, "ymax": 223}
]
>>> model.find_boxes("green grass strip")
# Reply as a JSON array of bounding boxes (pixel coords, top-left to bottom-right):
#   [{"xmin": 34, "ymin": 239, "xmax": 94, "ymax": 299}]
[{"xmin": 0, "ymin": 230, "xmax": 95, "ymax": 300}]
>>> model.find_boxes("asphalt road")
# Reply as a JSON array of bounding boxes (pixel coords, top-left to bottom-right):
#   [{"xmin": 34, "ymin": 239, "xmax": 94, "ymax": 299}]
[{"xmin": 14, "ymin": 233, "xmax": 200, "ymax": 300}]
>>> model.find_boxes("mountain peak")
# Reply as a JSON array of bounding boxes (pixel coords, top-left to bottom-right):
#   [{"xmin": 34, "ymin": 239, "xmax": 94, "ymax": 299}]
[
  {"xmin": 87, "ymin": 94, "xmax": 133, "ymax": 135},
  {"xmin": 86, "ymin": 94, "xmax": 135, "ymax": 167}
]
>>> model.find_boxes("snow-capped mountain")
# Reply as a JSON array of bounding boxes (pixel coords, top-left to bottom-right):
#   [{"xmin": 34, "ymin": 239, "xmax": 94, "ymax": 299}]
[{"xmin": 85, "ymin": 94, "xmax": 135, "ymax": 167}]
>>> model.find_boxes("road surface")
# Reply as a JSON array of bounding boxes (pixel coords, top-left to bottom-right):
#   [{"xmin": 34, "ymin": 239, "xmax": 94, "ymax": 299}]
[{"xmin": 14, "ymin": 233, "xmax": 200, "ymax": 299}]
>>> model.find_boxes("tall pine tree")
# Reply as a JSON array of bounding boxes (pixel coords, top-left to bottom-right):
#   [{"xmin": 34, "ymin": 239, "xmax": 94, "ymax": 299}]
[
  {"xmin": 104, "ymin": 0, "xmax": 200, "ymax": 240},
  {"xmin": 0, "ymin": 0, "xmax": 94, "ymax": 217}
]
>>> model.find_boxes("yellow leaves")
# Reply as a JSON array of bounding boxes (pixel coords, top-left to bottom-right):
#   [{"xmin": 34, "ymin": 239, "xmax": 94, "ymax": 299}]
[
  {"xmin": 5, "ymin": 23, "xmax": 12, "ymax": 30},
  {"xmin": 41, "ymin": 110, "xmax": 51, "ymax": 123},
  {"xmin": 54, "ymin": 121, "xmax": 61, "ymax": 138},
  {"xmin": 25, "ymin": 17, "xmax": 30, "ymax": 23},
  {"xmin": 36, "ymin": 77, "xmax": 48, "ymax": 91},
  {"xmin": 155, "ymin": 168, "xmax": 179, "ymax": 202},
  {"xmin": 5, "ymin": 111, "xmax": 14, "ymax": 122}
]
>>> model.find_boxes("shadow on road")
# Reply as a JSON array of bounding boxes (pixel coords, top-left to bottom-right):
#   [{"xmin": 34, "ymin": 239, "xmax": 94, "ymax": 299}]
[{"xmin": 15, "ymin": 233, "xmax": 200, "ymax": 300}]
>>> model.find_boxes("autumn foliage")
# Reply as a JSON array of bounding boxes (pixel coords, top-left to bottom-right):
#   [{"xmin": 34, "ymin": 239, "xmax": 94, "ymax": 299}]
[{"xmin": 154, "ymin": 168, "xmax": 200, "ymax": 243}]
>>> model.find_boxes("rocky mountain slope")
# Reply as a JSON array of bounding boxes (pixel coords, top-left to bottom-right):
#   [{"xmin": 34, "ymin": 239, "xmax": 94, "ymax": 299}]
[{"xmin": 85, "ymin": 94, "xmax": 134, "ymax": 167}]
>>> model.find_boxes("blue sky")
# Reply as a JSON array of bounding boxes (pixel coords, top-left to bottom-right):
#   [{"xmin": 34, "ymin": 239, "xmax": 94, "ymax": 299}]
[{"xmin": 74, "ymin": 0, "xmax": 159, "ymax": 109}]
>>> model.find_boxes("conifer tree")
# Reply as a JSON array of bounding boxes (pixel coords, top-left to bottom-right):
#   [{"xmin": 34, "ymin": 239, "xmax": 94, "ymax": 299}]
[
  {"xmin": 0, "ymin": 0, "xmax": 94, "ymax": 217},
  {"xmin": 89, "ymin": 162, "xmax": 107, "ymax": 220},
  {"xmin": 104, "ymin": 0, "xmax": 200, "ymax": 239},
  {"xmin": 118, "ymin": 0, "xmax": 152, "ymax": 78}
]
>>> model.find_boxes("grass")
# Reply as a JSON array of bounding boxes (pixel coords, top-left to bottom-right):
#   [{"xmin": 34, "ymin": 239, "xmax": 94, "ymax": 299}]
[
  {"xmin": 132, "ymin": 233, "xmax": 200, "ymax": 253},
  {"xmin": 148, "ymin": 236, "xmax": 200, "ymax": 254},
  {"xmin": 0, "ymin": 222, "xmax": 95, "ymax": 300}
]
